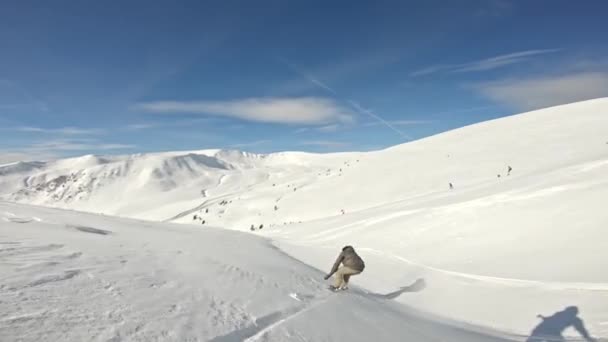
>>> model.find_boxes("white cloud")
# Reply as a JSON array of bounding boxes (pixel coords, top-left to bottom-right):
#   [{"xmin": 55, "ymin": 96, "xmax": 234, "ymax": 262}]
[
  {"xmin": 362, "ymin": 119, "xmax": 434, "ymax": 127},
  {"xmin": 410, "ymin": 49, "xmax": 560, "ymax": 76},
  {"xmin": 28, "ymin": 140, "xmax": 135, "ymax": 151},
  {"xmin": 317, "ymin": 124, "xmax": 340, "ymax": 133},
  {"xmin": 13, "ymin": 126, "xmax": 103, "ymax": 135},
  {"xmin": 125, "ymin": 123, "xmax": 157, "ymax": 131},
  {"xmin": 409, "ymin": 65, "xmax": 447, "ymax": 77},
  {"xmin": 0, "ymin": 151, "xmax": 57, "ymax": 165},
  {"xmin": 476, "ymin": 71, "xmax": 608, "ymax": 110},
  {"xmin": 230, "ymin": 140, "xmax": 271, "ymax": 148},
  {"xmin": 135, "ymin": 97, "xmax": 354, "ymax": 125},
  {"xmin": 293, "ymin": 127, "xmax": 310, "ymax": 134},
  {"xmin": 300, "ymin": 140, "xmax": 350, "ymax": 148},
  {"xmin": 124, "ymin": 118, "xmax": 215, "ymax": 131}
]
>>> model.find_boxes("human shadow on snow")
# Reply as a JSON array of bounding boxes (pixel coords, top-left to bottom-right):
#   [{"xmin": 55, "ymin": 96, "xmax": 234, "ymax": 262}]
[
  {"xmin": 364, "ymin": 278, "xmax": 427, "ymax": 300},
  {"xmin": 526, "ymin": 306, "xmax": 597, "ymax": 342}
]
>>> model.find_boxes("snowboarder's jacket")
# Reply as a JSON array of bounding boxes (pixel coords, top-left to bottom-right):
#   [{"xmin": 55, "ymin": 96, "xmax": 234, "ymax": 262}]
[{"xmin": 329, "ymin": 246, "xmax": 365, "ymax": 276}]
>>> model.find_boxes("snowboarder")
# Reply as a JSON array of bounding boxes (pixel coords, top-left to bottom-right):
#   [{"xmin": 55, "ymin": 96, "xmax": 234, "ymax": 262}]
[
  {"xmin": 526, "ymin": 306, "xmax": 596, "ymax": 342},
  {"xmin": 324, "ymin": 245, "xmax": 365, "ymax": 291}
]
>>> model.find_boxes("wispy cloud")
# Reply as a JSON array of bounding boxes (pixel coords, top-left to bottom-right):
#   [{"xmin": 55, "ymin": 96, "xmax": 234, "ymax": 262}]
[
  {"xmin": 476, "ymin": 71, "xmax": 608, "ymax": 110},
  {"xmin": 410, "ymin": 49, "xmax": 560, "ymax": 77},
  {"xmin": 230, "ymin": 140, "xmax": 271, "ymax": 148},
  {"xmin": 125, "ymin": 123, "xmax": 157, "ymax": 131},
  {"xmin": 300, "ymin": 140, "xmax": 350, "ymax": 148},
  {"xmin": 1, "ymin": 139, "xmax": 135, "ymax": 164},
  {"xmin": 13, "ymin": 126, "xmax": 103, "ymax": 135},
  {"xmin": 27, "ymin": 140, "xmax": 134, "ymax": 151},
  {"xmin": 0, "ymin": 79, "xmax": 49, "ymax": 112},
  {"xmin": 277, "ymin": 58, "xmax": 338, "ymax": 95},
  {"xmin": 316, "ymin": 124, "xmax": 340, "ymax": 133},
  {"xmin": 135, "ymin": 97, "xmax": 354, "ymax": 125},
  {"xmin": 361, "ymin": 119, "xmax": 434, "ymax": 127},
  {"xmin": 473, "ymin": 0, "xmax": 513, "ymax": 17},
  {"xmin": 292, "ymin": 124, "xmax": 345, "ymax": 134},
  {"xmin": 124, "ymin": 118, "xmax": 215, "ymax": 131}
]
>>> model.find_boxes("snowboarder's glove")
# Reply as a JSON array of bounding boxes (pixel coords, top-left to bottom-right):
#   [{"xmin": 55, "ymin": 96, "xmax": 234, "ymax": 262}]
[{"xmin": 323, "ymin": 274, "xmax": 330, "ymax": 280}]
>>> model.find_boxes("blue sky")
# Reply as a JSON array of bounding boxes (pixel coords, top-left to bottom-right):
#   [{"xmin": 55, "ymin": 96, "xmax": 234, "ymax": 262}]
[{"xmin": 1, "ymin": 0, "xmax": 608, "ymax": 162}]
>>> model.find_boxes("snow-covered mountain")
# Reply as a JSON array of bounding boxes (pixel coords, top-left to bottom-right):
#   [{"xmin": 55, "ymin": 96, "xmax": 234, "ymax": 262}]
[
  {"xmin": 2, "ymin": 99, "xmax": 607, "ymax": 230},
  {"xmin": 2, "ymin": 98, "xmax": 608, "ymax": 340}
]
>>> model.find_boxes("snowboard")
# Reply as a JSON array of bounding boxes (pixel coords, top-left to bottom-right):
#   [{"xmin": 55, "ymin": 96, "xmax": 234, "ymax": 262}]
[{"xmin": 328, "ymin": 286, "xmax": 348, "ymax": 292}]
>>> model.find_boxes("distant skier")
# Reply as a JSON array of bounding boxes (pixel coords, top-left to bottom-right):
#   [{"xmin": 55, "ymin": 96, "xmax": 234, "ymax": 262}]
[
  {"xmin": 324, "ymin": 245, "xmax": 365, "ymax": 291},
  {"xmin": 507, "ymin": 165, "xmax": 513, "ymax": 176},
  {"xmin": 526, "ymin": 306, "xmax": 596, "ymax": 342},
  {"xmin": 449, "ymin": 182, "xmax": 454, "ymax": 190}
]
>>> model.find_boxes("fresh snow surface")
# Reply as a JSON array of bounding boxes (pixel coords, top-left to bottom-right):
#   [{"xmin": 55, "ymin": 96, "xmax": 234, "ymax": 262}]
[
  {"xmin": 1, "ymin": 98, "xmax": 608, "ymax": 340},
  {"xmin": 1, "ymin": 202, "xmax": 515, "ymax": 341}
]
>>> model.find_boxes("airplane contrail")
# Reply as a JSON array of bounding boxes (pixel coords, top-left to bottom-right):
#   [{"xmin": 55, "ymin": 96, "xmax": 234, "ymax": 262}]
[{"xmin": 278, "ymin": 57, "xmax": 411, "ymax": 140}]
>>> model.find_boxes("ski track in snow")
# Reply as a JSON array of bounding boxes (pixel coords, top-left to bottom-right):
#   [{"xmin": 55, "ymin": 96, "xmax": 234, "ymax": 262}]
[{"xmin": 359, "ymin": 247, "xmax": 608, "ymax": 291}]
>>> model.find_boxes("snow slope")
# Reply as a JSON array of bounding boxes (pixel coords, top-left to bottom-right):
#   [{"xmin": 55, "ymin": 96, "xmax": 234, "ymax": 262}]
[
  {"xmin": 1, "ymin": 202, "xmax": 516, "ymax": 342},
  {"xmin": 2, "ymin": 98, "xmax": 608, "ymax": 339}
]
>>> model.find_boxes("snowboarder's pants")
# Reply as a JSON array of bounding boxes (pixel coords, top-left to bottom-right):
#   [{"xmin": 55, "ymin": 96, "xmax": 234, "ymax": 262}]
[{"xmin": 334, "ymin": 266, "xmax": 361, "ymax": 288}]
